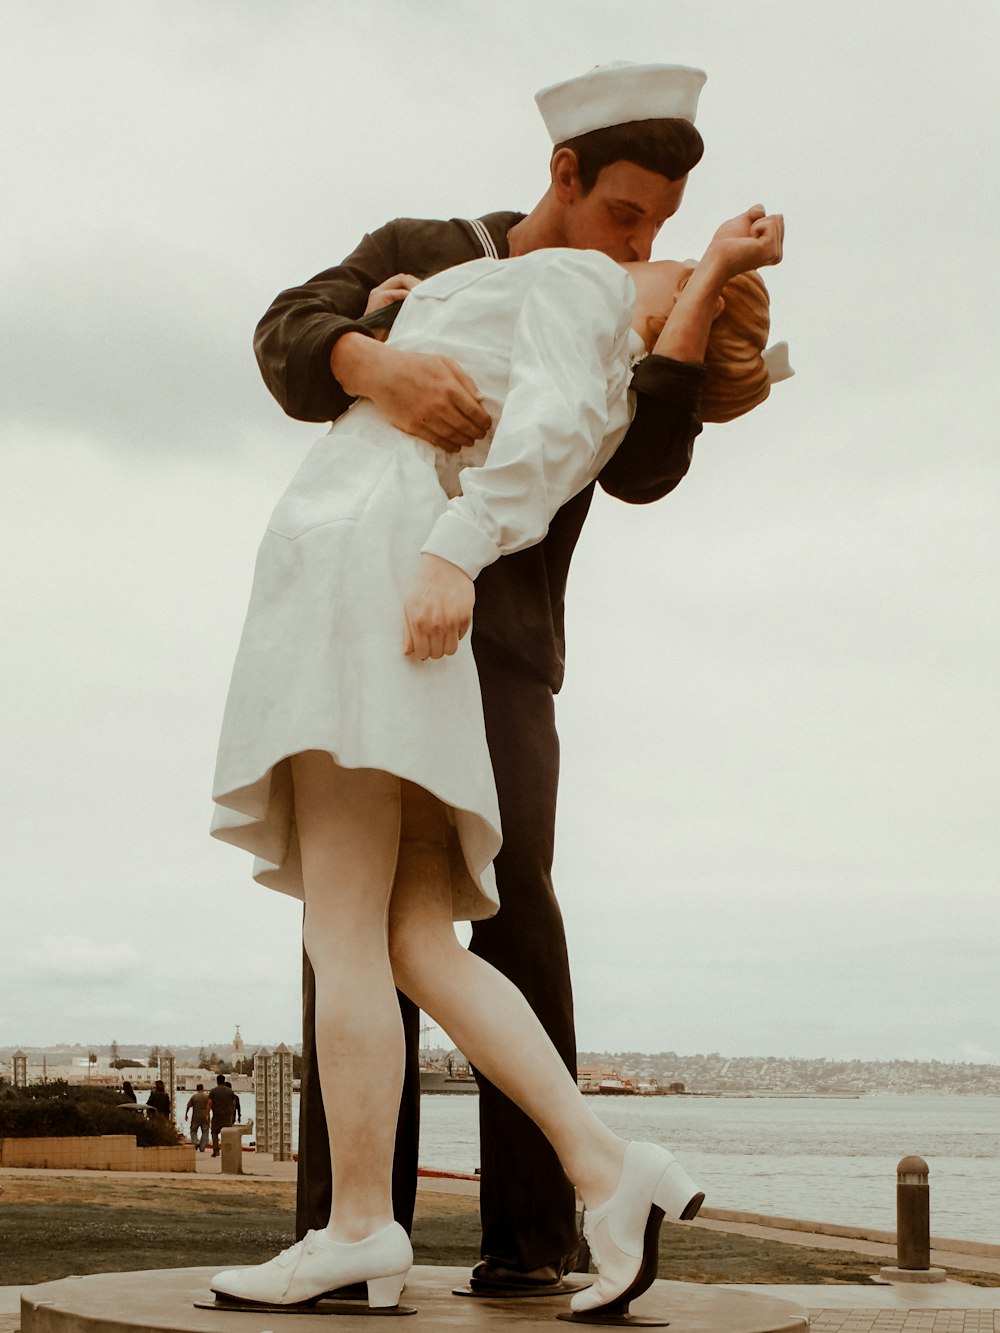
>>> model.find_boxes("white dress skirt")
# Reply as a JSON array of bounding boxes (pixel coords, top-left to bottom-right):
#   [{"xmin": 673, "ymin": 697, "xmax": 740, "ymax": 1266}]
[{"xmin": 210, "ymin": 247, "xmax": 642, "ymax": 921}]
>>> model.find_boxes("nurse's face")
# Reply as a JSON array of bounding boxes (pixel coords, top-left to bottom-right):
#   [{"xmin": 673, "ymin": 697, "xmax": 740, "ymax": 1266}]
[
  {"xmin": 560, "ymin": 159, "xmax": 688, "ymax": 262},
  {"xmin": 625, "ymin": 259, "xmax": 696, "ymax": 303},
  {"xmin": 623, "ymin": 258, "xmax": 699, "ymax": 350}
]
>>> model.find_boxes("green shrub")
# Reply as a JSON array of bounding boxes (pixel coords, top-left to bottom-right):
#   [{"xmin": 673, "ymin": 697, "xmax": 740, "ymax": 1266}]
[{"xmin": 0, "ymin": 1082, "xmax": 183, "ymax": 1147}]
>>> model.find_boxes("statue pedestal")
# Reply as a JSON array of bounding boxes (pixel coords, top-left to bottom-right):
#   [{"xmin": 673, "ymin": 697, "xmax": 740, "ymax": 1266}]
[{"xmin": 22, "ymin": 1265, "xmax": 809, "ymax": 1332}]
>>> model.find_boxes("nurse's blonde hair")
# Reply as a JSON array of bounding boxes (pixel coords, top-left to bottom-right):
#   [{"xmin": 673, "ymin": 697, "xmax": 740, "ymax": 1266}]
[
  {"xmin": 700, "ymin": 270, "xmax": 771, "ymax": 424},
  {"xmin": 645, "ymin": 270, "xmax": 772, "ymax": 423}
]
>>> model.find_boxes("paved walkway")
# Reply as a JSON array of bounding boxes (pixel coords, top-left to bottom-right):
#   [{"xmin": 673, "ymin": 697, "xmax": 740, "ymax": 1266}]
[
  {"xmin": 809, "ymin": 1316, "xmax": 998, "ymax": 1330},
  {"xmin": 734, "ymin": 1282, "xmax": 1000, "ymax": 1327},
  {"xmin": 692, "ymin": 1215, "xmax": 1000, "ymax": 1279}
]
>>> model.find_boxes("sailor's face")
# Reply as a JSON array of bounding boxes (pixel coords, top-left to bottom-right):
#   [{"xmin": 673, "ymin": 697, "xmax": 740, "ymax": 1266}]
[{"xmin": 565, "ymin": 161, "xmax": 688, "ymax": 262}]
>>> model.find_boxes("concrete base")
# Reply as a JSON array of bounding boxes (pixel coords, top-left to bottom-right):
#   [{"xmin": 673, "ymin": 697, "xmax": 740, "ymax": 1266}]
[
  {"xmin": 21, "ymin": 1266, "xmax": 810, "ymax": 1332},
  {"xmin": 878, "ymin": 1266, "xmax": 948, "ymax": 1284},
  {"xmin": 218, "ymin": 1123, "xmax": 254, "ymax": 1176}
]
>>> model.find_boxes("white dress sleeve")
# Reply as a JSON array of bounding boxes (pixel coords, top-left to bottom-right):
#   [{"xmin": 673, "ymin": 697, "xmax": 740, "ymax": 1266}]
[{"xmin": 419, "ymin": 250, "xmax": 637, "ymax": 580}]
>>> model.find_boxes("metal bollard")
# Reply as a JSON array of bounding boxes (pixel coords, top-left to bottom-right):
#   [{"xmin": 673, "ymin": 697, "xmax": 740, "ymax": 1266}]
[
  {"xmin": 879, "ymin": 1154, "xmax": 946, "ymax": 1283},
  {"xmin": 896, "ymin": 1154, "xmax": 931, "ymax": 1269}
]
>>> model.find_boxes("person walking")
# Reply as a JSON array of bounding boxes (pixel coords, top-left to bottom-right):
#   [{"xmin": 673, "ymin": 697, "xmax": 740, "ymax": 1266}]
[
  {"xmin": 208, "ymin": 1074, "xmax": 237, "ymax": 1157},
  {"xmin": 146, "ymin": 1079, "xmax": 171, "ymax": 1119},
  {"xmin": 185, "ymin": 1083, "xmax": 211, "ymax": 1151}
]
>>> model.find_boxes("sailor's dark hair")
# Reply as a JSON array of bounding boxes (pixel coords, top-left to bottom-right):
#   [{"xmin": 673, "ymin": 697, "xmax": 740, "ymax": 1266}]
[{"xmin": 555, "ymin": 118, "xmax": 705, "ymax": 191}]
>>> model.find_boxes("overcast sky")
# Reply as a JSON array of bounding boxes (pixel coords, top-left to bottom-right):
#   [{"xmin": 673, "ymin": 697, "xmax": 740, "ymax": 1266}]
[{"xmin": 2, "ymin": 1, "xmax": 998, "ymax": 1064}]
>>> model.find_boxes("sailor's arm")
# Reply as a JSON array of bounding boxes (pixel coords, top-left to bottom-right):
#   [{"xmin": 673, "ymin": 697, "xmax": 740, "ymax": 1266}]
[
  {"xmin": 254, "ymin": 222, "xmax": 490, "ymax": 448},
  {"xmin": 253, "ymin": 223, "xmax": 400, "ymax": 423},
  {"xmin": 597, "ymin": 357, "xmax": 705, "ymax": 504}
]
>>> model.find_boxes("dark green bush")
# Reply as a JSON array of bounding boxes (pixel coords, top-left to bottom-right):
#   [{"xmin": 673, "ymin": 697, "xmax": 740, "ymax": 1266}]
[{"xmin": 0, "ymin": 1082, "xmax": 183, "ymax": 1146}]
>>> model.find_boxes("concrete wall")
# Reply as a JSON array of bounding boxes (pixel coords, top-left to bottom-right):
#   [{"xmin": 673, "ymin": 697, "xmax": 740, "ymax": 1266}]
[{"xmin": 0, "ymin": 1135, "xmax": 195, "ymax": 1172}]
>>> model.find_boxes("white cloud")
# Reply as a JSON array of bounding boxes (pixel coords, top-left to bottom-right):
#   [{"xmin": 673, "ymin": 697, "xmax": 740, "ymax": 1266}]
[
  {"xmin": 16, "ymin": 935, "xmax": 143, "ymax": 987},
  {"xmin": 0, "ymin": 231, "xmax": 272, "ymax": 453}
]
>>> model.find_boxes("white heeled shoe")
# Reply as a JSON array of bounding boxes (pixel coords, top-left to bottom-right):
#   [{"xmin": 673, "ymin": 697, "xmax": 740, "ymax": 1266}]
[
  {"xmin": 569, "ymin": 1141, "xmax": 704, "ymax": 1319},
  {"xmin": 210, "ymin": 1221, "xmax": 412, "ymax": 1309}
]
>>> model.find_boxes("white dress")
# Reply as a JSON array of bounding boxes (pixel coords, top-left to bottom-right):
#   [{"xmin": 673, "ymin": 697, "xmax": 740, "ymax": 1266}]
[{"xmin": 210, "ymin": 247, "xmax": 642, "ymax": 921}]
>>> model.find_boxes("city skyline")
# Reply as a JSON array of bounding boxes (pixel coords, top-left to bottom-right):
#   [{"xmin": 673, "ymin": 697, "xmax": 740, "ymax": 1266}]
[
  {"xmin": 5, "ymin": 1039, "xmax": 1000, "ymax": 1073},
  {"xmin": 6, "ymin": 1043, "xmax": 999, "ymax": 1102}
]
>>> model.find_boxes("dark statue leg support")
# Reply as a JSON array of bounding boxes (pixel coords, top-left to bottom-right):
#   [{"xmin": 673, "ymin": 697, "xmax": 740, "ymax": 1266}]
[{"xmin": 468, "ymin": 646, "xmax": 579, "ymax": 1275}]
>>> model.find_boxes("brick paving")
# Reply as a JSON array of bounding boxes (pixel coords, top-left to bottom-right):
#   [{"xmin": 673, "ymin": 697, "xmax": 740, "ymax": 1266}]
[{"xmin": 809, "ymin": 1314, "xmax": 999, "ymax": 1331}]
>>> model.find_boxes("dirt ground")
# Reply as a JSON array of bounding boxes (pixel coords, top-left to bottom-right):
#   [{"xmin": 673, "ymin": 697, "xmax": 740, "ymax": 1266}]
[
  {"xmin": 2, "ymin": 1173, "xmax": 997, "ymax": 1289},
  {"xmin": 0, "ymin": 1174, "xmax": 291, "ymax": 1212}
]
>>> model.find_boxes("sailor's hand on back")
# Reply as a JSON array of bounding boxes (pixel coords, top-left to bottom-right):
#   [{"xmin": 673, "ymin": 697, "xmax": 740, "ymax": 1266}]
[
  {"xmin": 331, "ymin": 335, "xmax": 491, "ymax": 454},
  {"xmin": 403, "ymin": 554, "xmax": 475, "ymax": 661}
]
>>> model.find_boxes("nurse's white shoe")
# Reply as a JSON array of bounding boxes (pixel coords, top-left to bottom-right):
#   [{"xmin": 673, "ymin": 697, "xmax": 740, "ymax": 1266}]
[
  {"xmin": 211, "ymin": 1222, "xmax": 412, "ymax": 1309},
  {"xmin": 569, "ymin": 1142, "xmax": 704, "ymax": 1319}
]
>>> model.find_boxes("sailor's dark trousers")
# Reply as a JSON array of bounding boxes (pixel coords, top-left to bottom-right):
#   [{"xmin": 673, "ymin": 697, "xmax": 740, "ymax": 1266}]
[{"xmin": 296, "ymin": 642, "xmax": 579, "ymax": 1274}]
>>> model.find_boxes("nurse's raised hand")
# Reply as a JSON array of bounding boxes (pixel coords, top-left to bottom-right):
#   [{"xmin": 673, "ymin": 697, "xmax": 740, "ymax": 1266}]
[
  {"xmin": 403, "ymin": 554, "xmax": 475, "ymax": 661},
  {"xmin": 701, "ymin": 206, "xmax": 784, "ymax": 282},
  {"xmin": 331, "ymin": 336, "xmax": 492, "ymax": 453}
]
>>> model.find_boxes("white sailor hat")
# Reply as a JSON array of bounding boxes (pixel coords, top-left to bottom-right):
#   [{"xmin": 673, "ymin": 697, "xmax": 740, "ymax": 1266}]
[{"xmin": 535, "ymin": 61, "xmax": 707, "ymax": 143}]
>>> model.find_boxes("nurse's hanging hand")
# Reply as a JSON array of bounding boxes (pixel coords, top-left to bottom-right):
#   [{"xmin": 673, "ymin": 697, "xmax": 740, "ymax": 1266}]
[
  {"xmin": 331, "ymin": 335, "xmax": 492, "ymax": 454},
  {"xmin": 403, "ymin": 554, "xmax": 476, "ymax": 661}
]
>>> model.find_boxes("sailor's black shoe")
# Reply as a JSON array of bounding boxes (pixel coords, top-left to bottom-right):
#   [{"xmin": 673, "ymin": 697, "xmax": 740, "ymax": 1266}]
[{"xmin": 460, "ymin": 1259, "xmax": 593, "ymax": 1300}]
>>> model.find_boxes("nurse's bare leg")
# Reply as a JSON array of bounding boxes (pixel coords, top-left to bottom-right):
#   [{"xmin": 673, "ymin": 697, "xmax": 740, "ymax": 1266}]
[
  {"xmin": 387, "ymin": 783, "xmax": 625, "ymax": 1207},
  {"xmin": 292, "ymin": 751, "xmax": 403, "ymax": 1243}
]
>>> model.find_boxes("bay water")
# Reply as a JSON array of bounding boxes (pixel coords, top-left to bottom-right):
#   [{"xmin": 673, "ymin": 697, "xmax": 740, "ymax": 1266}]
[{"xmin": 176, "ymin": 1091, "xmax": 998, "ymax": 1245}]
